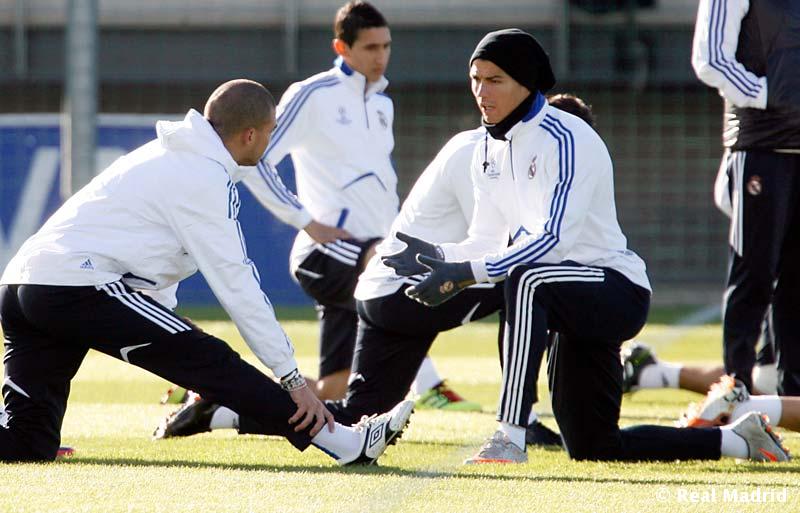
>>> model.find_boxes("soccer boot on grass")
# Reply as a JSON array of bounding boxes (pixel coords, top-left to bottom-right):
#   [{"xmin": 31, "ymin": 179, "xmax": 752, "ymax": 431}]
[
  {"xmin": 730, "ymin": 411, "xmax": 790, "ymax": 462},
  {"xmin": 153, "ymin": 395, "xmax": 219, "ymax": 439},
  {"xmin": 341, "ymin": 399, "xmax": 415, "ymax": 466},
  {"xmin": 415, "ymin": 381, "xmax": 482, "ymax": 412},
  {"xmin": 464, "ymin": 431, "xmax": 528, "ymax": 464},
  {"xmin": 526, "ymin": 420, "xmax": 563, "ymax": 447},
  {"xmin": 678, "ymin": 375, "xmax": 748, "ymax": 428},
  {"xmin": 621, "ymin": 341, "xmax": 657, "ymax": 393}
]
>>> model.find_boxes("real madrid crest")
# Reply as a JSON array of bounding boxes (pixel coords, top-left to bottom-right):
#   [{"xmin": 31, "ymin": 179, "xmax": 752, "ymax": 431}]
[
  {"xmin": 528, "ymin": 156, "xmax": 537, "ymax": 180},
  {"xmin": 377, "ymin": 110, "xmax": 388, "ymax": 129}
]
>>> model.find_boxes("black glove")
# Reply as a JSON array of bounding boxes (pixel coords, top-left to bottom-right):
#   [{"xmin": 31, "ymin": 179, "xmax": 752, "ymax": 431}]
[
  {"xmin": 382, "ymin": 232, "xmax": 443, "ymax": 276},
  {"xmin": 405, "ymin": 254, "xmax": 476, "ymax": 306}
]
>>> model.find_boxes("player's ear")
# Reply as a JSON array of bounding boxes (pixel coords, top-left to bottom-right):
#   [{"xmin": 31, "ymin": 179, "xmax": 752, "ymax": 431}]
[
  {"xmin": 240, "ymin": 127, "xmax": 255, "ymax": 145},
  {"xmin": 332, "ymin": 38, "xmax": 348, "ymax": 57}
]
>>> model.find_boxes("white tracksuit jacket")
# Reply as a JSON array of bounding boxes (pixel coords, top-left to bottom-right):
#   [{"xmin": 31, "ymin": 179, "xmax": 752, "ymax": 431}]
[
  {"xmin": 691, "ymin": 0, "xmax": 764, "ymax": 225},
  {"xmin": 242, "ymin": 58, "xmax": 399, "ymax": 273},
  {"xmin": 0, "ymin": 110, "xmax": 299, "ymax": 378},
  {"xmin": 441, "ymin": 99, "xmax": 651, "ymax": 292},
  {"xmin": 355, "ymin": 127, "xmax": 506, "ymax": 300},
  {"xmin": 691, "ymin": 0, "xmax": 768, "ymax": 111}
]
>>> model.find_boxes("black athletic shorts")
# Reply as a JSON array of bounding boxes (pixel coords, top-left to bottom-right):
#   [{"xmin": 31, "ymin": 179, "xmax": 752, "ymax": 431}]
[
  {"xmin": 294, "ymin": 238, "xmax": 380, "ymax": 376},
  {"xmin": 293, "ymin": 238, "xmax": 380, "ymax": 309}
]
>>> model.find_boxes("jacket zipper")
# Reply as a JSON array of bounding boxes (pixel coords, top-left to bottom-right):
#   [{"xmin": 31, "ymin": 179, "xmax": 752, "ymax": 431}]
[{"xmin": 509, "ymin": 139, "xmax": 515, "ymax": 180}]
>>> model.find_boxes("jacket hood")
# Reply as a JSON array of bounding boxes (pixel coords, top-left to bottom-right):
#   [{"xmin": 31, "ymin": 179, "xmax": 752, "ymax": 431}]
[{"xmin": 156, "ymin": 109, "xmax": 245, "ymax": 181}]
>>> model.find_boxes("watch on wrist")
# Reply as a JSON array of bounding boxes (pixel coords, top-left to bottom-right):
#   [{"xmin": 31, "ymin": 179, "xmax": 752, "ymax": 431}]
[{"xmin": 280, "ymin": 369, "xmax": 307, "ymax": 392}]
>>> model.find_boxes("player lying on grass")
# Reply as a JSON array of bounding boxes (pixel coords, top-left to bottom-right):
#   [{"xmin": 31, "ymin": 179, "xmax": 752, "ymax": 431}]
[
  {"xmin": 0, "ymin": 79, "xmax": 412, "ymax": 465},
  {"xmin": 622, "ymin": 337, "xmax": 778, "ymax": 396},
  {"xmin": 384, "ymin": 28, "xmax": 789, "ymax": 464},
  {"xmin": 151, "ymin": 98, "xmax": 602, "ymax": 451}
]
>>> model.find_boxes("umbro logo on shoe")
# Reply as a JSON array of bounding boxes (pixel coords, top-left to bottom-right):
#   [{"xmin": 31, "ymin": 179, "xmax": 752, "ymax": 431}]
[
  {"xmin": 80, "ymin": 258, "xmax": 94, "ymax": 270},
  {"xmin": 367, "ymin": 423, "xmax": 386, "ymax": 452}
]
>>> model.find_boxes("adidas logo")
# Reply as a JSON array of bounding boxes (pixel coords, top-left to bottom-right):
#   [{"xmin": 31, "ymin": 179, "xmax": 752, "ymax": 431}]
[{"xmin": 80, "ymin": 258, "xmax": 94, "ymax": 270}]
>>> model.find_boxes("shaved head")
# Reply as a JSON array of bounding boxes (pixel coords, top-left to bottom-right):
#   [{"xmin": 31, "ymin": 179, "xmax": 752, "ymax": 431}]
[{"xmin": 204, "ymin": 79, "xmax": 276, "ymax": 140}]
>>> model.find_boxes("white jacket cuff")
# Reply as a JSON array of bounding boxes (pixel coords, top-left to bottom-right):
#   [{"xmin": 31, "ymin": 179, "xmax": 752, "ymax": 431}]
[
  {"xmin": 289, "ymin": 209, "xmax": 314, "ymax": 231},
  {"xmin": 271, "ymin": 356, "xmax": 300, "ymax": 380},
  {"xmin": 752, "ymin": 77, "xmax": 768, "ymax": 109},
  {"xmin": 470, "ymin": 259, "xmax": 490, "ymax": 283}
]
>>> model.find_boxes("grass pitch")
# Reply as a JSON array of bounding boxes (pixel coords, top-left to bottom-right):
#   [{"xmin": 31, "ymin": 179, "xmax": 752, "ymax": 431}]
[{"xmin": 1, "ymin": 308, "xmax": 799, "ymax": 513}]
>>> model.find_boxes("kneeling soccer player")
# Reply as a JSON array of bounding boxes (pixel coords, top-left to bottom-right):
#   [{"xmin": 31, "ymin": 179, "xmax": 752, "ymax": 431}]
[
  {"xmin": 386, "ymin": 29, "xmax": 789, "ymax": 464},
  {"xmin": 0, "ymin": 79, "xmax": 411, "ymax": 465}
]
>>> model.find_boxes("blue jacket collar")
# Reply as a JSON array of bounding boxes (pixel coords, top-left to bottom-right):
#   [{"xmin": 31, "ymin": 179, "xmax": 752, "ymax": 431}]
[
  {"xmin": 337, "ymin": 56, "xmax": 354, "ymax": 76},
  {"xmin": 334, "ymin": 56, "xmax": 389, "ymax": 98},
  {"xmin": 506, "ymin": 92, "xmax": 548, "ymax": 139}
]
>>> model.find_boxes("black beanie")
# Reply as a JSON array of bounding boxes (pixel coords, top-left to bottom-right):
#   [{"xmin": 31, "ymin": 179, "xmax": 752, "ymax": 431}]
[{"xmin": 469, "ymin": 28, "xmax": 556, "ymax": 93}]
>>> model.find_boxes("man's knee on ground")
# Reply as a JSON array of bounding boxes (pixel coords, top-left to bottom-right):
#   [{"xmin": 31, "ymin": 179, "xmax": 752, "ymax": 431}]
[
  {"xmin": 24, "ymin": 444, "xmax": 59, "ymax": 462},
  {"xmin": 567, "ymin": 444, "xmax": 619, "ymax": 461},
  {"xmin": 563, "ymin": 438, "xmax": 621, "ymax": 461},
  {"xmin": 0, "ymin": 427, "xmax": 60, "ymax": 462}
]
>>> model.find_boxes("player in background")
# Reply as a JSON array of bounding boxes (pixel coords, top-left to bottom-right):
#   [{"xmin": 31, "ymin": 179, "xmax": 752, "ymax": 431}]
[
  {"xmin": 238, "ymin": 1, "xmax": 475, "ymax": 407},
  {"xmin": 0, "ymin": 79, "xmax": 412, "ymax": 464},
  {"xmin": 621, "ymin": 332, "xmax": 777, "ymax": 396}
]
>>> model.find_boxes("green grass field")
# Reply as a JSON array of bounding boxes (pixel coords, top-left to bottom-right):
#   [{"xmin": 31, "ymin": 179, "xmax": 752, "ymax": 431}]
[{"xmin": 1, "ymin": 307, "xmax": 799, "ymax": 513}]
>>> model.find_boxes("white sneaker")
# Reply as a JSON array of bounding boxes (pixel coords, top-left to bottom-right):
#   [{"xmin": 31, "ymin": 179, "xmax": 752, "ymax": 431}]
[
  {"xmin": 679, "ymin": 375, "xmax": 748, "ymax": 427},
  {"xmin": 341, "ymin": 399, "xmax": 415, "ymax": 466},
  {"xmin": 464, "ymin": 431, "xmax": 528, "ymax": 464},
  {"xmin": 730, "ymin": 411, "xmax": 790, "ymax": 462}
]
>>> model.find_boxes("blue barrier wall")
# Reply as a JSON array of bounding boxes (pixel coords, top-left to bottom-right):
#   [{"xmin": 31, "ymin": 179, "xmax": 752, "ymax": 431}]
[{"xmin": 0, "ymin": 114, "xmax": 309, "ymax": 306}]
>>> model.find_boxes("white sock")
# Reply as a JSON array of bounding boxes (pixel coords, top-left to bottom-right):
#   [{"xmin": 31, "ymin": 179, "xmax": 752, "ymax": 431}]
[
  {"xmin": 527, "ymin": 409, "xmax": 538, "ymax": 425},
  {"xmin": 638, "ymin": 362, "xmax": 682, "ymax": 389},
  {"xmin": 719, "ymin": 425, "xmax": 750, "ymax": 459},
  {"xmin": 209, "ymin": 406, "xmax": 239, "ymax": 430},
  {"xmin": 498, "ymin": 422, "xmax": 526, "ymax": 451},
  {"xmin": 311, "ymin": 423, "xmax": 362, "ymax": 463},
  {"xmin": 411, "ymin": 356, "xmax": 442, "ymax": 396},
  {"xmin": 732, "ymin": 396, "xmax": 782, "ymax": 426}
]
